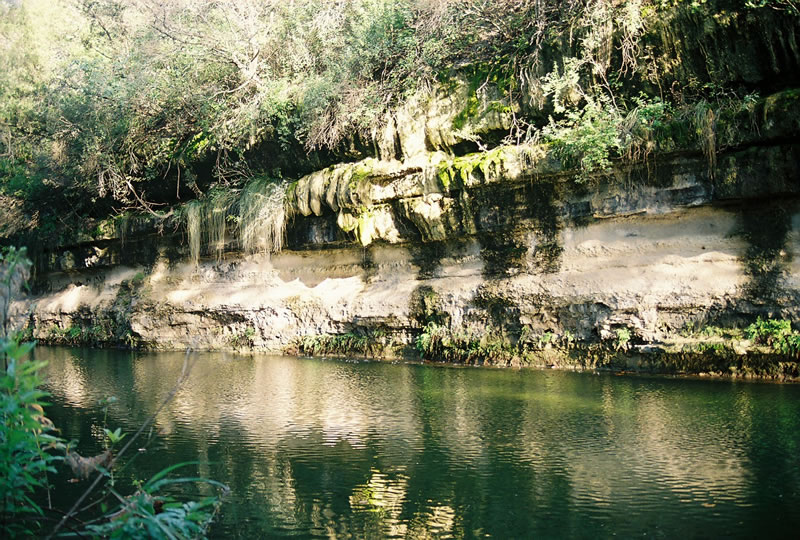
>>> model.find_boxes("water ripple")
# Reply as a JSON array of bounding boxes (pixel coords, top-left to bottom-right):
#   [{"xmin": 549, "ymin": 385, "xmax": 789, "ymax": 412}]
[{"xmin": 33, "ymin": 347, "xmax": 800, "ymax": 539}]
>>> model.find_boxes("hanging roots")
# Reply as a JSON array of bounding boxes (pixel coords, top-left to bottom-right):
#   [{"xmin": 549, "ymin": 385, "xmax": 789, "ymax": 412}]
[
  {"xmin": 182, "ymin": 179, "xmax": 291, "ymax": 264},
  {"xmin": 239, "ymin": 179, "xmax": 291, "ymax": 255}
]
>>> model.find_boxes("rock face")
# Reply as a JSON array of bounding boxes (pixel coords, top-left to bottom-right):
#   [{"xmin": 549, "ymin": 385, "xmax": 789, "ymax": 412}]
[
  {"xmin": 19, "ymin": 128, "xmax": 800, "ymax": 375},
  {"xmin": 15, "ymin": 42, "xmax": 800, "ymax": 377}
]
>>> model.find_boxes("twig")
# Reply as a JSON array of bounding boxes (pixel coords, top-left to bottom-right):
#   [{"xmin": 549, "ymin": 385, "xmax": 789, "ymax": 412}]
[{"xmin": 124, "ymin": 180, "xmax": 174, "ymax": 219}]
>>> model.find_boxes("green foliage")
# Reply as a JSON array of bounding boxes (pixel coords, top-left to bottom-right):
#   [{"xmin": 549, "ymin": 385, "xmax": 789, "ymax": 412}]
[
  {"xmin": 415, "ymin": 322, "xmax": 447, "ymax": 357},
  {"xmin": 0, "ymin": 341, "xmax": 63, "ymax": 538},
  {"xmin": 131, "ymin": 272, "xmax": 145, "ymax": 288},
  {"xmin": 538, "ymin": 331, "xmax": 561, "ymax": 348},
  {"xmin": 103, "ymin": 427, "xmax": 126, "ymax": 446},
  {"xmin": 0, "ymin": 0, "xmax": 645, "ymax": 218},
  {"xmin": 85, "ymin": 491, "xmax": 218, "ymax": 539},
  {"xmin": 1, "ymin": 0, "xmax": 793, "ymax": 248},
  {"xmin": 543, "ymin": 95, "xmax": 623, "ymax": 180},
  {"xmin": 228, "ymin": 326, "xmax": 257, "ymax": 349},
  {"xmin": 0, "ymin": 158, "xmax": 46, "ymax": 202},
  {"xmin": 693, "ymin": 325, "xmax": 743, "ymax": 340},
  {"xmin": 654, "ymin": 0, "xmax": 709, "ymax": 11},
  {"xmin": 613, "ymin": 328, "xmax": 632, "ymax": 351},
  {"xmin": 698, "ymin": 324, "xmax": 722, "ymax": 337},
  {"xmin": 680, "ymin": 319, "xmax": 800, "ymax": 360},
  {"xmin": 744, "ymin": 317, "xmax": 800, "ymax": 358},
  {"xmin": 415, "ymin": 322, "xmax": 516, "ymax": 365},
  {"xmin": 410, "ymin": 285, "xmax": 447, "ymax": 327},
  {"xmin": 0, "ymin": 340, "xmax": 227, "ymax": 538},
  {"xmin": 300, "ymin": 332, "xmax": 385, "ymax": 358},
  {"xmin": 775, "ymin": 334, "xmax": 800, "ymax": 357},
  {"xmin": 84, "ymin": 462, "xmax": 227, "ymax": 539},
  {"xmin": 694, "ymin": 342, "xmax": 736, "ymax": 356},
  {"xmin": 98, "ymin": 395, "xmax": 125, "ymax": 452},
  {"xmin": 745, "ymin": 317, "xmax": 792, "ymax": 345},
  {"xmin": 541, "ymin": 88, "xmax": 679, "ymax": 181},
  {"xmin": 46, "ymin": 323, "xmax": 106, "ymax": 346},
  {"xmin": 0, "ymin": 245, "xmax": 225, "ymax": 537},
  {"xmin": 304, "ymin": 333, "xmax": 355, "ymax": 356},
  {"xmin": 436, "ymin": 146, "xmax": 509, "ymax": 189}
]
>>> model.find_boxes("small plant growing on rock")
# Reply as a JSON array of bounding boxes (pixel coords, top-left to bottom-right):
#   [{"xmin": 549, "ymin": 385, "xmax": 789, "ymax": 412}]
[
  {"xmin": 228, "ymin": 326, "xmax": 257, "ymax": 349},
  {"xmin": 613, "ymin": 327, "xmax": 632, "ymax": 351},
  {"xmin": 537, "ymin": 331, "xmax": 554, "ymax": 348},
  {"xmin": 745, "ymin": 317, "xmax": 800, "ymax": 358},
  {"xmin": 131, "ymin": 272, "xmax": 146, "ymax": 287},
  {"xmin": 745, "ymin": 317, "xmax": 792, "ymax": 345}
]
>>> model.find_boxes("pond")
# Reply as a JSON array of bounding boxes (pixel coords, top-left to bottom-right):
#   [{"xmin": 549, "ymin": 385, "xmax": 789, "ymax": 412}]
[{"xmin": 35, "ymin": 346, "xmax": 800, "ymax": 539}]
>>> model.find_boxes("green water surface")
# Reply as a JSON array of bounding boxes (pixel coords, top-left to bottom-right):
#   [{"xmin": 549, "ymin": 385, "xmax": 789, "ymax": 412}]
[{"xmin": 35, "ymin": 347, "xmax": 800, "ymax": 539}]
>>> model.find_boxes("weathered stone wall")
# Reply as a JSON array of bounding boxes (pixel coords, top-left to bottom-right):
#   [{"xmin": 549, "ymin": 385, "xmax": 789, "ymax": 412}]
[
  {"xmin": 17, "ymin": 135, "xmax": 800, "ymax": 377},
  {"xmin": 13, "ymin": 54, "xmax": 800, "ymax": 379}
]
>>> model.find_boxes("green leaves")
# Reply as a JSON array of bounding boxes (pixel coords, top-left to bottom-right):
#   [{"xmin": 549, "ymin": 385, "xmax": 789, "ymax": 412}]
[
  {"xmin": 85, "ymin": 491, "xmax": 221, "ymax": 539},
  {"xmin": 745, "ymin": 317, "xmax": 800, "ymax": 358},
  {"xmin": 103, "ymin": 427, "xmax": 126, "ymax": 445},
  {"xmin": 0, "ymin": 247, "xmax": 226, "ymax": 537},
  {"xmin": 543, "ymin": 95, "xmax": 624, "ymax": 181},
  {"xmin": 613, "ymin": 328, "xmax": 632, "ymax": 351},
  {"xmin": 1, "ymin": 337, "xmax": 228, "ymax": 538},
  {"xmin": 1, "ymin": 339, "xmax": 36, "ymax": 363},
  {"xmin": 84, "ymin": 462, "xmax": 228, "ymax": 539},
  {"xmin": 0, "ymin": 342, "xmax": 63, "ymax": 538}
]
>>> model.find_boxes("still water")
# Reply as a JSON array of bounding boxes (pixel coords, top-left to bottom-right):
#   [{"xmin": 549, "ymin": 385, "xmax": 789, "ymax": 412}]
[{"xmin": 35, "ymin": 346, "xmax": 800, "ymax": 539}]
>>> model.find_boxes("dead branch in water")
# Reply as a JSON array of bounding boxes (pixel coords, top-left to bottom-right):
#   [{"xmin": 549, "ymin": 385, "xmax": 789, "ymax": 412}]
[{"xmin": 65, "ymin": 450, "xmax": 113, "ymax": 481}]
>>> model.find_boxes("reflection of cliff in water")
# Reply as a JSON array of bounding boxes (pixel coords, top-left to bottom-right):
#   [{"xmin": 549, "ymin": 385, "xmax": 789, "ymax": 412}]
[{"xmin": 35, "ymin": 348, "xmax": 800, "ymax": 539}]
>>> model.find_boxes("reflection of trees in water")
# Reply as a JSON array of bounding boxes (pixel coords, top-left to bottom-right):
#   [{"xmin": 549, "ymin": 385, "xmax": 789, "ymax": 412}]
[
  {"xmin": 276, "ymin": 434, "xmax": 375, "ymax": 536},
  {"xmin": 515, "ymin": 375, "xmax": 756, "ymax": 535},
  {"xmin": 38, "ymin": 349, "xmax": 800, "ymax": 538},
  {"xmin": 37, "ymin": 347, "xmax": 142, "ymax": 454},
  {"xmin": 37, "ymin": 349, "xmax": 91, "ymax": 408},
  {"xmin": 738, "ymin": 386, "xmax": 800, "ymax": 524}
]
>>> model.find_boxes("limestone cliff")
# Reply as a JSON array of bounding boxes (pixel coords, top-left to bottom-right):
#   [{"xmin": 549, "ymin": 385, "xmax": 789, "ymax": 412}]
[
  {"xmin": 16, "ymin": 87, "xmax": 800, "ymax": 378},
  {"xmin": 12, "ymin": 3, "xmax": 800, "ymax": 378}
]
